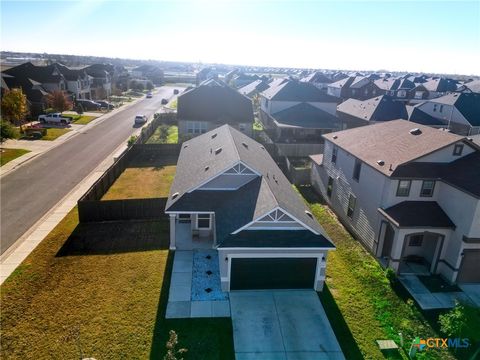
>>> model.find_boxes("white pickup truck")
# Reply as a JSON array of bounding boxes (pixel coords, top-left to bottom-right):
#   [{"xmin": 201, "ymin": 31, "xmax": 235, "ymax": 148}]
[{"xmin": 38, "ymin": 113, "xmax": 71, "ymax": 124}]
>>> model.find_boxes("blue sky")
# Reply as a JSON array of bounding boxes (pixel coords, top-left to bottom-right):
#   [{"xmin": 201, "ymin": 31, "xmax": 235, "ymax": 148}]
[{"xmin": 1, "ymin": 1, "xmax": 479, "ymax": 74}]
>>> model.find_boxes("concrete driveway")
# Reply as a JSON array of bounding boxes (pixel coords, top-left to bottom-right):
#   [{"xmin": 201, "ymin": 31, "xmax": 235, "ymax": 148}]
[{"xmin": 230, "ymin": 291, "xmax": 344, "ymax": 360}]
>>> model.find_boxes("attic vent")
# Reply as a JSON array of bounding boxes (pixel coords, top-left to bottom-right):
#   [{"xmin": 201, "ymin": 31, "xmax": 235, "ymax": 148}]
[
  {"xmin": 171, "ymin": 192, "xmax": 179, "ymax": 200},
  {"xmin": 214, "ymin": 147, "xmax": 222, "ymax": 155},
  {"xmin": 332, "ymin": 135, "xmax": 338, "ymax": 139},
  {"xmin": 242, "ymin": 142, "xmax": 248, "ymax": 149},
  {"xmin": 205, "ymin": 166, "xmax": 210, "ymax": 171},
  {"xmin": 305, "ymin": 210, "xmax": 313, "ymax": 219},
  {"xmin": 409, "ymin": 128, "xmax": 422, "ymax": 135},
  {"xmin": 211, "ymin": 133, "xmax": 217, "ymax": 139},
  {"xmin": 377, "ymin": 160, "xmax": 385, "ymax": 166}
]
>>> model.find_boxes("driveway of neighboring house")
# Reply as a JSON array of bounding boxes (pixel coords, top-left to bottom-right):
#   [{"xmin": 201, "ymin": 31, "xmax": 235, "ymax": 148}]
[{"xmin": 230, "ymin": 290, "xmax": 344, "ymax": 360}]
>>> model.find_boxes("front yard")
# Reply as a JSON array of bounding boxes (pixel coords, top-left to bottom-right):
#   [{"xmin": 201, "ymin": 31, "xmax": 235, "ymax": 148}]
[
  {"xmin": 41, "ymin": 127, "xmax": 72, "ymax": 141},
  {"xmin": 298, "ymin": 186, "xmax": 468, "ymax": 360},
  {"xmin": 0, "ymin": 148, "xmax": 30, "ymax": 166},
  {"xmin": 101, "ymin": 165, "xmax": 176, "ymax": 200}
]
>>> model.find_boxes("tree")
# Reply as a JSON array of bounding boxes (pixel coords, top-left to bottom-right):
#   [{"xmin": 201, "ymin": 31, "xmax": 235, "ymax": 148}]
[
  {"xmin": 0, "ymin": 120, "xmax": 17, "ymax": 142},
  {"xmin": 47, "ymin": 90, "xmax": 72, "ymax": 112},
  {"xmin": 163, "ymin": 330, "xmax": 187, "ymax": 360},
  {"xmin": 1, "ymin": 88, "xmax": 28, "ymax": 125},
  {"xmin": 146, "ymin": 81, "xmax": 154, "ymax": 91},
  {"xmin": 135, "ymin": 82, "xmax": 145, "ymax": 91}
]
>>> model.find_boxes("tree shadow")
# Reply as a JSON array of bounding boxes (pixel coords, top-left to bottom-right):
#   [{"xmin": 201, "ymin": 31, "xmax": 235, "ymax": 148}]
[{"xmin": 318, "ymin": 285, "xmax": 365, "ymax": 360}]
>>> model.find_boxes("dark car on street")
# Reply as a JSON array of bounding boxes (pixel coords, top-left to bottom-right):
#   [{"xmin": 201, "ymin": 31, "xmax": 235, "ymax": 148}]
[
  {"xmin": 76, "ymin": 99, "xmax": 101, "ymax": 111},
  {"xmin": 95, "ymin": 100, "xmax": 115, "ymax": 110}
]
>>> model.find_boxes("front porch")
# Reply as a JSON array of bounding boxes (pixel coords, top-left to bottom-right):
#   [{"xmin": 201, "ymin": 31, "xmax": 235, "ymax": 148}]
[{"xmin": 168, "ymin": 213, "xmax": 215, "ymax": 250}]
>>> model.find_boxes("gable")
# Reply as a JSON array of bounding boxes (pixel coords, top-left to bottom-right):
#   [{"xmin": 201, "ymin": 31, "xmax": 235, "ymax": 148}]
[
  {"xmin": 197, "ymin": 162, "xmax": 258, "ymax": 190},
  {"xmin": 244, "ymin": 208, "xmax": 307, "ymax": 230}
]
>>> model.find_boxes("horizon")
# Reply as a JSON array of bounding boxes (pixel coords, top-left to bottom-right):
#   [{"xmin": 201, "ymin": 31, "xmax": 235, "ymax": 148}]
[{"xmin": 1, "ymin": 1, "xmax": 479, "ymax": 76}]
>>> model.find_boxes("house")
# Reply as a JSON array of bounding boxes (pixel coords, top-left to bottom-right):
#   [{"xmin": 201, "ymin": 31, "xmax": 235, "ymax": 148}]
[
  {"xmin": 422, "ymin": 77, "xmax": 459, "ymax": 99},
  {"xmin": 55, "ymin": 63, "xmax": 91, "ymax": 100},
  {"xmin": 231, "ymin": 73, "xmax": 260, "ymax": 88},
  {"xmin": 300, "ymin": 71, "xmax": 332, "ymax": 90},
  {"xmin": 1, "ymin": 73, "xmax": 49, "ymax": 116},
  {"xmin": 374, "ymin": 77, "xmax": 419, "ymax": 100},
  {"xmin": 457, "ymin": 79, "xmax": 480, "ymax": 94},
  {"xmin": 177, "ymin": 79, "xmax": 254, "ymax": 139},
  {"xmin": 165, "ymin": 124, "xmax": 335, "ymax": 291},
  {"xmin": 327, "ymin": 76, "xmax": 382, "ymax": 100},
  {"xmin": 237, "ymin": 79, "xmax": 270, "ymax": 98},
  {"xmin": 130, "ymin": 64, "xmax": 164, "ymax": 85},
  {"xmin": 84, "ymin": 64, "xmax": 114, "ymax": 99},
  {"xmin": 195, "ymin": 67, "xmax": 218, "ymax": 86},
  {"xmin": 415, "ymin": 93, "xmax": 480, "ymax": 135},
  {"xmin": 3, "ymin": 62, "xmax": 68, "ymax": 94},
  {"xmin": 310, "ymin": 120, "xmax": 480, "ymax": 284}
]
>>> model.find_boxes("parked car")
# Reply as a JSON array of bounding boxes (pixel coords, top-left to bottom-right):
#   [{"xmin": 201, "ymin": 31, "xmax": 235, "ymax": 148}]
[
  {"xmin": 146, "ymin": 92, "xmax": 153, "ymax": 98},
  {"xmin": 95, "ymin": 100, "xmax": 114, "ymax": 110},
  {"xmin": 38, "ymin": 113, "xmax": 71, "ymax": 124},
  {"xmin": 161, "ymin": 98, "xmax": 168, "ymax": 105},
  {"xmin": 134, "ymin": 114, "xmax": 147, "ymax": 124},
  {"xmin": 76, "ymin": 99, "xmax": 101, "ymax": 111},
  {"xmin": 173, "ymin": 89, "xmax": 179, "ymax": 95}
]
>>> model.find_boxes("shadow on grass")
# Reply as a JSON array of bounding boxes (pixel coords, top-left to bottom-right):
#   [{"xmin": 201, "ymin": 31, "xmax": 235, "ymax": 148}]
[
  {"xmin": 296, "ymin": 185, "xmax": 327, "ymax": 205},
  {"xmin": 128, "ymin": 151, "xmax": 179, "ymax": 168},
  {"xmin": 149, "ymin": 252, "xmax": 235, "ymax": 360},
  {"xmin": 318, "ymin": 285, "xmax": 364, "ymax": 360},
  {"xmin": 56, "ymin": 219, "xmax": 169, "ymax": 256}
]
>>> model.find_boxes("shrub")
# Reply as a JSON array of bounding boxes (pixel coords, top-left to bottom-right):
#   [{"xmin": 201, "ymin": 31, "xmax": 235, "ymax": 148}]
[
  {"xmin": 163, "ymin": 330, "xmax": 187, "ymax": 360},
  {"xmin": 0, "ymin": 120, "xmax": 16, "ymax": 142},
  {"xmin": 439, "ymin": 301, "xmax": 468, "ymax": 337},
  {"xmin": 127, "ymin": 135, "xmax": 138, "ymax": 147},
  {"xmin": 385, "ymin": 267, "xmax": 397, "ymax": 284}
]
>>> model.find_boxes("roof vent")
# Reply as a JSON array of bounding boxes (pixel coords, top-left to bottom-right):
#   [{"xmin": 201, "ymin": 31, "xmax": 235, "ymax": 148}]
[
  {"xmin": 305, "ymin": 210, "xmax": 313, "ymax": 219},
  {"xmin": 409, "ymin": 128, "xmax": 422, "ymax": 135},
  {"xmin": 260, "ymin": 146, "xmax": 265, "ymax": 150},
  {"xmin": 377, "ymin": 160, "xmax": 385, "ymax": 166},
  {"xmin": 332, "ymin": 135, "xmax": 338, "ymax": 139},
  {"xmin": 467, "ymin": 137, "xmax": 473, "ymax": 141},
  {"xmin": 205, "ymin": 166, "xmax": 209, "ymax": 171},
  {"xmin": 211, "ymin": 133, "xmax": 217, "ymax": 139},
  {"xmin": 242, "ymin": 142, "xmax": 249, "ymax": 149},
  {"xmin": 183, "ymin": 144, "xmax": 188, "ymax": 149},
  {"xmin": 171, "ymin": 192, "xmax": 179, "ymax": 200},
  {"xmin": 215, "ymin": 147, "xmax": 222, "ymax": 155},
  {"xmin": 389, "ymin": 164, "xmax": 393, "ymax": 171}
]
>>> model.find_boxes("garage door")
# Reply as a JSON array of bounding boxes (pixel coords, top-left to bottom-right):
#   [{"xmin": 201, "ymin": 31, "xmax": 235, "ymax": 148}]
[
  {"xmin": 457, "ymin": 250, "xmax": 480, "ymax": 283},
  {"xmin": 230, "ymin": 258, "xmax": 317, "ymax": 290}
]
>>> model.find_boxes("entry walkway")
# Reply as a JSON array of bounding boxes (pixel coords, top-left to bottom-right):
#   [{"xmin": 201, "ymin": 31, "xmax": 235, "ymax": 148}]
[{"xmin": 230, "ymin": 291, "xmax": 344, "ymax": 360}]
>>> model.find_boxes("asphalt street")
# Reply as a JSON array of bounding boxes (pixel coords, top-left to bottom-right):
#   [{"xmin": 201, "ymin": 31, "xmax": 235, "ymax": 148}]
[{"xmin": 0, "ymin": 86, "xmax": 177, "ymax": 254}]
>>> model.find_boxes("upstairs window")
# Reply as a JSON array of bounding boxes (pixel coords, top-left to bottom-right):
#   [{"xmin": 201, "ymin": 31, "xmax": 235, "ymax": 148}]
[
  {"xmin": 353, "ymin": 159, "xmax": 362, "ymax": 182},
  {"xmin": 347, "ymin": 194, "xmax": 356, "ymax": 218},
  {"xmin": 453, "ymin": 144, "xmax": 464, "ymax": 156},
  {"xmin": 396, "ymin": 180, "xmax": 411, "ymax": 197},
  {"xmin": 420, "ymin": 180, "xmax": 435, "ymax": 197},
  {"xmin": 331, "ymin": 146, "xmax": 338, "ymax": 164}
]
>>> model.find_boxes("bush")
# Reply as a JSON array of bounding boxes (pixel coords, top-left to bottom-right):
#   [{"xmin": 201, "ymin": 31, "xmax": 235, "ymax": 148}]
[
  {"xmin": 127, "ymin": 135, "xmax": 138, "ymax": 147},
  {"xmin": 385, "ymin": 267, "xmax": 397, "ymax": 284},
  {"xmin": 439, "ymin": 302, "xmax": 468, "ymax": 337},
  {"xmin": 0, "ymin": 120, "xmax": 16, "ymax": 142},
  {"xmin": 146, "ymin": 81, "xmax": 154, "ymax": 91},
  {"xmin": 75, "ymin": 104, "xmax": 84, "ymax": 114}
]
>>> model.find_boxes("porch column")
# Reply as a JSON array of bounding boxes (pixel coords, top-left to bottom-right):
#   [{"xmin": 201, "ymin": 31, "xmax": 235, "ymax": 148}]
[{"xmin": 169, "ymin": 214, "xmax": 176, "ymax": 250}]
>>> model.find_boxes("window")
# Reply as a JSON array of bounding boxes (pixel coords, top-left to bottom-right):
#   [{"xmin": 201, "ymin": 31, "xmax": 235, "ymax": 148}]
[
  {"xmin": 197, "ymin": 214, "xmax": 211, "ymax": 229},
  {"xmin": 347, "ymin": 194, "xmax": 356, "ymax": 218},
  {"xmin": 415, "ymin": 91, "xmax": 423, "ymax": 99},
  {"xmin": 353, "ymin": 159, "xmax": 362, "ymax": 181},
  {"xmin": 396, "ymin": 180, "xmax": 411, "ymax": 197},
  {"xmin": 397, "ymin": 90, "xmax": 406, "ymax": 98},
  {"xmin": 433, "ymin": 104, "xmax": 437, "ymax": 112},
  {"xmin": 453, "ymin": 144, "xmax": 464, "ymax": 156},
  {"xmin": 439, "ymin": 105, "xmax": 444, "ymax": 113},
  {"xmin": 331, "ymin": 146, "xmax": 338, "ymax": 164},
  {"xmin": 327, "ymin": 176, "xmax": 334, "ymax": 198},
  {"xmin": 420, "ymin": 180, "xmax": 435, "ymax": 197},
  {"xmin": 187, "ymin": 121, "xmax": 207, "ymax": 134},
  {"xmin": 409, "ymin": 234, "xmax": 423, "ymax": 247}
]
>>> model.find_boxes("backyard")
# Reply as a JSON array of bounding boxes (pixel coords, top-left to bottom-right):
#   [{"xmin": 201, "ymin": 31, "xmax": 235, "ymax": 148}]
[
  {"xmin": 298, "ymin": 185, "xmax": 479, "ymax": 360},
  {"xmin": 0, "ymin": 148, "xmax": 30, "ymax": 166},
  {"xmin": 146, "ymin": 125, "xmax": 178, "ymax": 144}
]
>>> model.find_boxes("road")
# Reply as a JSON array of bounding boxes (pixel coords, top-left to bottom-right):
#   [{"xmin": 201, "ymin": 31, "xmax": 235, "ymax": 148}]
[{"xmin": 0, "ymin": 86, "xmax": 177, "ymax": 255}]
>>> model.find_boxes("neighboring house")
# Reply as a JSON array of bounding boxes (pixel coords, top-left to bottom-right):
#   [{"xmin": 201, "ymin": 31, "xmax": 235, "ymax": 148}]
[
  {"xmin": 374, "ymin": 78, "xmax": 418, "ymax": 100},
  {"xmin": 415, "ymin": 93, "xmax": 480, "ymax": 135},
  {"xmin": 130, "ymin": 64, "xmax": 164, "ymax": 85},
  {"xmin": 457, "ymin": 79, "xmax": 480, "ymax": 94},
  {"xmin": 300, "ymin": 71, "xmax": 332, "ymax": 90},
  {"xmin": 237, "ymin": 79, "xmax": 269, "ymax": 98},
  {"xmin": 327, "ymin": 76, "xmax": 382, "ymax": 100},
  {"xmin": 336, "ymin": 95, "xmax": 408, "ymax": 128},
  {"xmin": 224, "ymin": 68, "xmax": 239, "ymax": 84},
  {"xmin": 195, "ymin": 67, "xmax": 218, "ymax": 86},
  {"xmin": 55, "ymin": 63, "xmax": 91, "ymax": 100},
  {"xmin": 165, "ymin": 125, "xmax": 335, "ymax": 291},
  {"xmin": 177, "ymin": 79, "xmax": 254, "ymax": 139},
  {"xmin": 311, "ymin": 120, "xmax": 480, "ymax": 284},
  {"xmin": 3, "ymin": 62, "xmax": 67, "ymax": 93},
  {"xmin": 422, "ymin": 77, "xmax": 459, "ymax": 99},
  {"xmin": 84, "ymin": 64, "xmax": 113, "ymax": 99},
  {"xmin": 2, "ymin": 74, "xmax": 49, "ymax": 116},
  {"xmin": 231, "ymin": 73, "xmax": 260, "ymax": 88}
]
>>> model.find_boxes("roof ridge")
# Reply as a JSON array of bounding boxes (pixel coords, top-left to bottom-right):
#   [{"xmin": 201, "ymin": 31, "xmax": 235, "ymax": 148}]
[{"xmin": 226, "ymin": 125, "xmax": 241, "ymax": 163}]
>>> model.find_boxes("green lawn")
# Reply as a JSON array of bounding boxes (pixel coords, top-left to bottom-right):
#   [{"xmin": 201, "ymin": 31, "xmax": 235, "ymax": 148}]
[
  {"xmin": 298, "ymin": 186, "xmax": 457, "ymax": 360},
  {"xmin": 253, "ymin": 120, "xmax": 263, "ymax": 131},
  {"xmin": 102, "ymin": 165, "xmax": 176, "ymax": 200},
  {"xmin": 168, "ymin": 98, "xmax": 178, "ymax": 109},
  {"xmin": 146, "ymin": 125, "xmax": 178, "ymax": 144},
  {"xmin": 41, "ymin": 128, "xmax": 72, "ymax": 141},
  {"xmin": 66, "ymin": 114, "xmax": 97, "ymax": 125},
  {"xmin": 0, "ymin": 207, "xmax": 234, "ymax": 359},
  {"xmin": 0, "ymin": 148, "xmax": 30, "ymax": 166}
]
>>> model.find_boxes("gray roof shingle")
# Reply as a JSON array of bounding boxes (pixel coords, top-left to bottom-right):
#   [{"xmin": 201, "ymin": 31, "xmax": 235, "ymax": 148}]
[{"xmin": 379, "ymin": 201, "xmax": 455, "ymax": 228}]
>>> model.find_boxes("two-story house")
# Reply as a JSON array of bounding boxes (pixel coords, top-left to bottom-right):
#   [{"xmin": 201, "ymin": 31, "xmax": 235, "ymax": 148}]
[
  {"xmin": 300, "ymin": 71, "xmax": 332, "ymax": 90},
  {"xmin": 327, "ymin": 76, "xmax": 383, "ymax": 100},
  {"xmin": 55, "ymin": 63, "xmax": 91, "ymax": 100},
  {"xmin": 177, "ymin": 79, "xmax": 254, "ymax": 140},
  {"xmin": 165, "ymin": 124, "xmax": 335, "ymax": 291},
  {"xmin": 311, "ymin": 120, "xmax": 480, "ymax": 284},
  {"xmin": 84, "ymin": 64, "xmax": 114, "ymax": 99}
]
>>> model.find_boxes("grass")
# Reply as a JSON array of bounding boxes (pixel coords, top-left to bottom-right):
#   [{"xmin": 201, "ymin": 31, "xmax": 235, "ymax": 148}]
[
  {"xmin": 168, "ymin": 98, "xmax": 178, "ymax": 109},
  {"xmin": 0, "ymin": 148, "xmax": 30, "ymax": 166},
  {"xmin": 0, "ymin": 208, "xmax": 234, "ymax": 359},
  {"xmin": 253, "ymin": 120, "xmax": 263, "ymax": 131},
  {"xmin": 65, "ymin": 114, "xmax": 97, "ymax": 125},
  {"xmin": 41, "ymin": 128, "xmax": 72, "ymax": 141},
  {"xmin": 102, "ymin": 165, "xmax": 176, "ymax": 200},
  {"xmin": 146, "ymin": 125, "xmax": 178, "ymax": 144},
  {"xmin": 297, "ymin": 186, "xmax": 457, "ymax": 360}
]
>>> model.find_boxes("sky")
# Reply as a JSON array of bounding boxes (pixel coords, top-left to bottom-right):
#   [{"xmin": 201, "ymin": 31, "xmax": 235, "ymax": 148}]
[{"xmin": 1, "ymin": 0, "xmax": 479, "ymax": 75}]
